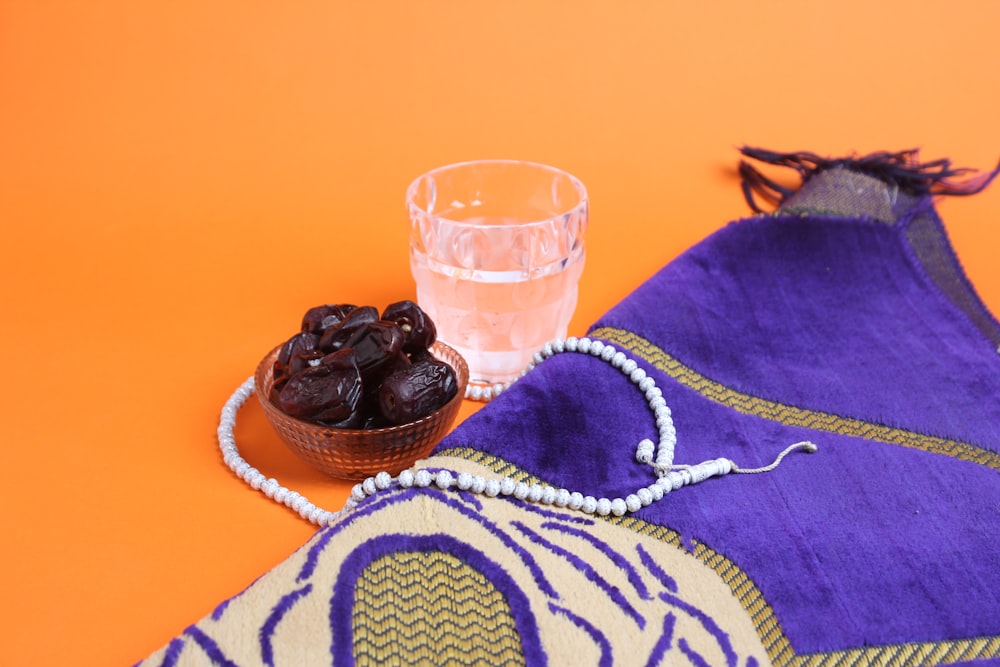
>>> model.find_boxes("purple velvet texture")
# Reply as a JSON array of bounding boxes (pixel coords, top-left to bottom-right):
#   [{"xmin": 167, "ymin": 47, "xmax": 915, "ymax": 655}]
[{"xmin": 435, "ymin": 196, "xmax": 1000, "ymax": 654}]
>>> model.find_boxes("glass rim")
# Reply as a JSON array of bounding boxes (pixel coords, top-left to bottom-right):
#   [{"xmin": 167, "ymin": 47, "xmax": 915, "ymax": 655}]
[{"xmin": 406, "ymin": 159, "xmax": 588, "ymax": 227}]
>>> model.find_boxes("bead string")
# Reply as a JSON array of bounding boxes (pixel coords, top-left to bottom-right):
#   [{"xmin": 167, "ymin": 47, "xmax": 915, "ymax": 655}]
[{"xmin": 218, "ymin": 337, "xmax": 817, "ymax": 526}]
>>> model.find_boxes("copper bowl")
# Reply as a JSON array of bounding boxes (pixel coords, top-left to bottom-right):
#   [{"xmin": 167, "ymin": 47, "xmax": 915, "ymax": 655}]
[{"xmin": 254, "ymin": 340, "xmax": 469, "ymax": 481}]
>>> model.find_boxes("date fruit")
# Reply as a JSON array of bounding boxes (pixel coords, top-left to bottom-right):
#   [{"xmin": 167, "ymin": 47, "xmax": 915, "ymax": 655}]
[
  {"xmin": 301, "ymin": 304, "xmax": 355, "ymax": 336},
  {"xmin": 381, "ymin": 300, "xmax": 436, "ymax": 353},
  {"xmin": 269, "ymin": 300, "xmax": 457, "ymax": 429},
  {"xmin": 276, "ymin": 348, "xmax": 363, "ymax": 426},
  {"xmin": 272, "ymin": 331, "xmax": 319, "ymax": 393},
  {"xmin": 378, "ymin": 358, "xmax": 458, "ymax": 425},
  {"xmin": 318, "ymin": 306, "xmax": 379, "ymax": 353}
]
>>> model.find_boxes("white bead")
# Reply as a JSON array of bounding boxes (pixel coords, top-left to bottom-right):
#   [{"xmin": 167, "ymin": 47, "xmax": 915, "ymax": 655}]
[
  {"xmin": 470, "ymin": 476, "xmax": 487, "ymax": 494},
  {"xmin": 362, "ymin": 477, "xmax": 377, "ymax": 496},
  {"xmin": 262, "ymin": 478, "xmax": 278, "ymax": 498},
  {"xmin": 636, "ymin": 441, "xmax": 654, "ymax": 463},
  {"xmin": 552, "ymin": 338, "xmax": 566, "ymax": 353},
  {"xmin": 611, "ymin": 351, "xmax": 627, "ymax": 368},
  {"xmin": 644, "ymin": 386, "xmax": 662, "ymax": 401},
  {"xmin": 351, "ymin": 484, "xmax": 367, "ymax": 501},
  {"xmin": 601, "ymin": 345, "xmax": 617, "ymax": 361},
  {"xmin": 533, "ymin": 351, "xmax": 546, "ymax": 365},
  {"xmin": 274, "ymin": 486, "xmax": 288, "ymax": 504},
  {"xmin": 610, "ymin": 498, "xmax": 627, "ymax": 516},
  {"xmin": 577, "ymin": 337, "xmax": 592, "ymax": 354},
  {"xmin": 625, "ymin": 495, "xmax": 641, "ymax": 513},
  {"xmin": 513, "ymin": 482, "xmax": 530, "ymax": 500},
  {"xmin": 555, "ymin": 489, "xmax": 571, "ymax": 507},
  {"xmin": 484, "ymin": 479, "xmax": 501, "ymax": 497},
  {"xmin": 649, "ymin": 396, "xmax": 667, "ymax": 411},
  {"xmin": 435, "ymin": 470, "xmax": 454, "ymax": 489},
  {"xmin": 456, "ymin": 472, "xmax": 472, "ymax": 490},
  {"xmin": 492, "ymin": 383, "xmax": 506, "ymax": 397},
  {"xmin": 500, "ymin": 477, "xmax": 516, "ymax": 495},
  {"xmin": 540, "ymin": 486, "xmax": 557, "ymax": 505},
  {"xmin": 414, "ymin": 470, "xmax": 433, "ymax": 487},
  {"xmin": 568, "ymin": 492, "xmax": 584, "ymax": 510},
  {"xmin": 595, "ymin": 498, "xmax": 612, "ymax": 516},
  {"xmin": 543, "ymin": 342, "xmax": 555, "ymax": 358},
  {"xmin": 630, "ymin": 367, "xmax": 647, "ymax": 383},
  {"xmin": 398, "ymin": 470, "xmax": 414, "ymax": 488},
  {"xmin": 636, "ymin": 487, "xmax": 653, "ymax": 506},
  {"xmin": 248, "ymin": 472, "xmax": 264, "ymax": 490},
  {"xmin": 638, "ymin": 376, "xmax": 655, "ymax": 392},
  {"xmin": 375, "ymin": 472, "xmax": 393, "ymax": 490},
  {"xmin": 650, "ymin": 483, "xmax": 666, "ymax": 499},
  {"xmin": 481, "ymin": 387, "xmax": 494, "ymax": 401},
  {"xmin": 469, "ymin": 386, "xmax": 484, "ymax": 401},
  {"xmin": 581, "ymin": 496, "xmax": 598, "ymax": 514},
  {"xmin": 565, "ymin": 337, "xmax": 579, "ymax": 352},
  {"xmin": 527, "ymin": 485, "xmax": 544, "ymax": 503},
  {"xmin": 622, "ymin": 359, "xmax": 638, "ymax": 374},
  {"xmin": 589, "ymin": 340, "xmax": 604, "ymax": 356}
]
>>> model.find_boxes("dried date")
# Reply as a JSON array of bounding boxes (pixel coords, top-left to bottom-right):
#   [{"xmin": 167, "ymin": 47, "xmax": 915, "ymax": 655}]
[
  {"xmin": 377, "ymin": 357, "xmax": 458, "ymax": 425},
  {"xmin": 381, "ymin": 300, "xmax": 436, "ymax": 353},
  {"xmin": 276, "ymin": 348, "xmax": 363, "ymax": 426},
  {"xmin": 272, "ymin": 331, "xmax": 320, "ymax": 392},
  {"xmin": 318, "ymin": 306, "xmax": 379, "ymax": 353},
  {"xmin": 301, "ymin": 304, "xmax": 355, "ymax": 336},
  {"xmin": 271, "ymin": 300, "xmax": 457, "ymax": 429},
  {"xmin": 343, "ymin": 320, "xmax": 405, "ymax": 378}
]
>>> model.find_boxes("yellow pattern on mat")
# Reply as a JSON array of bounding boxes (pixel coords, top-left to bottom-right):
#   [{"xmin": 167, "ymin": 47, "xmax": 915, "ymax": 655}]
[
  {"xmin": 353, "ymin": 550, "xmax": 525, "ymax": 666},
  {"xmin": 443, "ymin": 436, "xmax": 1000, "ymax": 667},
  {"xmin": 590, "ymin": 327, "xmax": 1000, "ymax": 473}
]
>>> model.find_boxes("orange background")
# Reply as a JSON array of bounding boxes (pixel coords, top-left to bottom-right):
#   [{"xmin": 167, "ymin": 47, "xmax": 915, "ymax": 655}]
[{"xmin": 2, "ymin": 2, "xmax": 998, "ymax": 664}]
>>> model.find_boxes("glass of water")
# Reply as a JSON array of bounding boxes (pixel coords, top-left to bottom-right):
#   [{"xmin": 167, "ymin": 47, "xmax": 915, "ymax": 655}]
[{"xmin": 407, "ymin": 160, "xmax": 589, "ymax": 391}]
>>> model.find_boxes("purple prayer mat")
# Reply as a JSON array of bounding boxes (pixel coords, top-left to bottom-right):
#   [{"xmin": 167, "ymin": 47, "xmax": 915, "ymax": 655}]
[{"xmin": 436, "ymin": 150, "xmax": 1000, "ymax": 661}]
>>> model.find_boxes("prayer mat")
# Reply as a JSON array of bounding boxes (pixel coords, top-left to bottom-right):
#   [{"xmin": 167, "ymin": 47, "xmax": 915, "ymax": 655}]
[{"xmin": 139, "ymin": 148, "xmax": 1000, "ymax": 667}]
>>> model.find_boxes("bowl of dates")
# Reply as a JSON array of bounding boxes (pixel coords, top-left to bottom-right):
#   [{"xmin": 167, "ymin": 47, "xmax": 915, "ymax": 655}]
[{"xmin": 254, "ymin": 301, "xmax": 469, "ymax": 480}]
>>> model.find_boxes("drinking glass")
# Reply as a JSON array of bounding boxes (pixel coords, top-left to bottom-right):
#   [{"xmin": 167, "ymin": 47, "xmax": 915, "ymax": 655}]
[{"xmin": 407, "ymin": 160, "xmax": 588, "ymax": 390}]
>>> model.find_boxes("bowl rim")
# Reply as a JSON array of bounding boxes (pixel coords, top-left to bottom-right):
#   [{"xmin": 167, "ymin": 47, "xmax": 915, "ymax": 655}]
[{"xmin": 254, "ymin": 338, "xmax": 469, "ymax": 435}]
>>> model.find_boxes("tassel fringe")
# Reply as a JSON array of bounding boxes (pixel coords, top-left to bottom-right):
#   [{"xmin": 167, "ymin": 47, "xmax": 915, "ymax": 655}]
[{"xmin": 738, "ymin": 146, "xmax": 1000, "ymax": 213}]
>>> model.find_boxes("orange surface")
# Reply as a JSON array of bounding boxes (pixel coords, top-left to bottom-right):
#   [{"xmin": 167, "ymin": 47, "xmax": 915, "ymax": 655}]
[{"xmin": 2, "ymin": 2, "xmax": 998, "ymax": 664}]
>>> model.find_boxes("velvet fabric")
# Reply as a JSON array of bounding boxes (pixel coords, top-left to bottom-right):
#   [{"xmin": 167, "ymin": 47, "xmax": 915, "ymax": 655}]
[{"xmin": 435, "ymin": 165, "xmax": 1000, "ymax": 655}]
